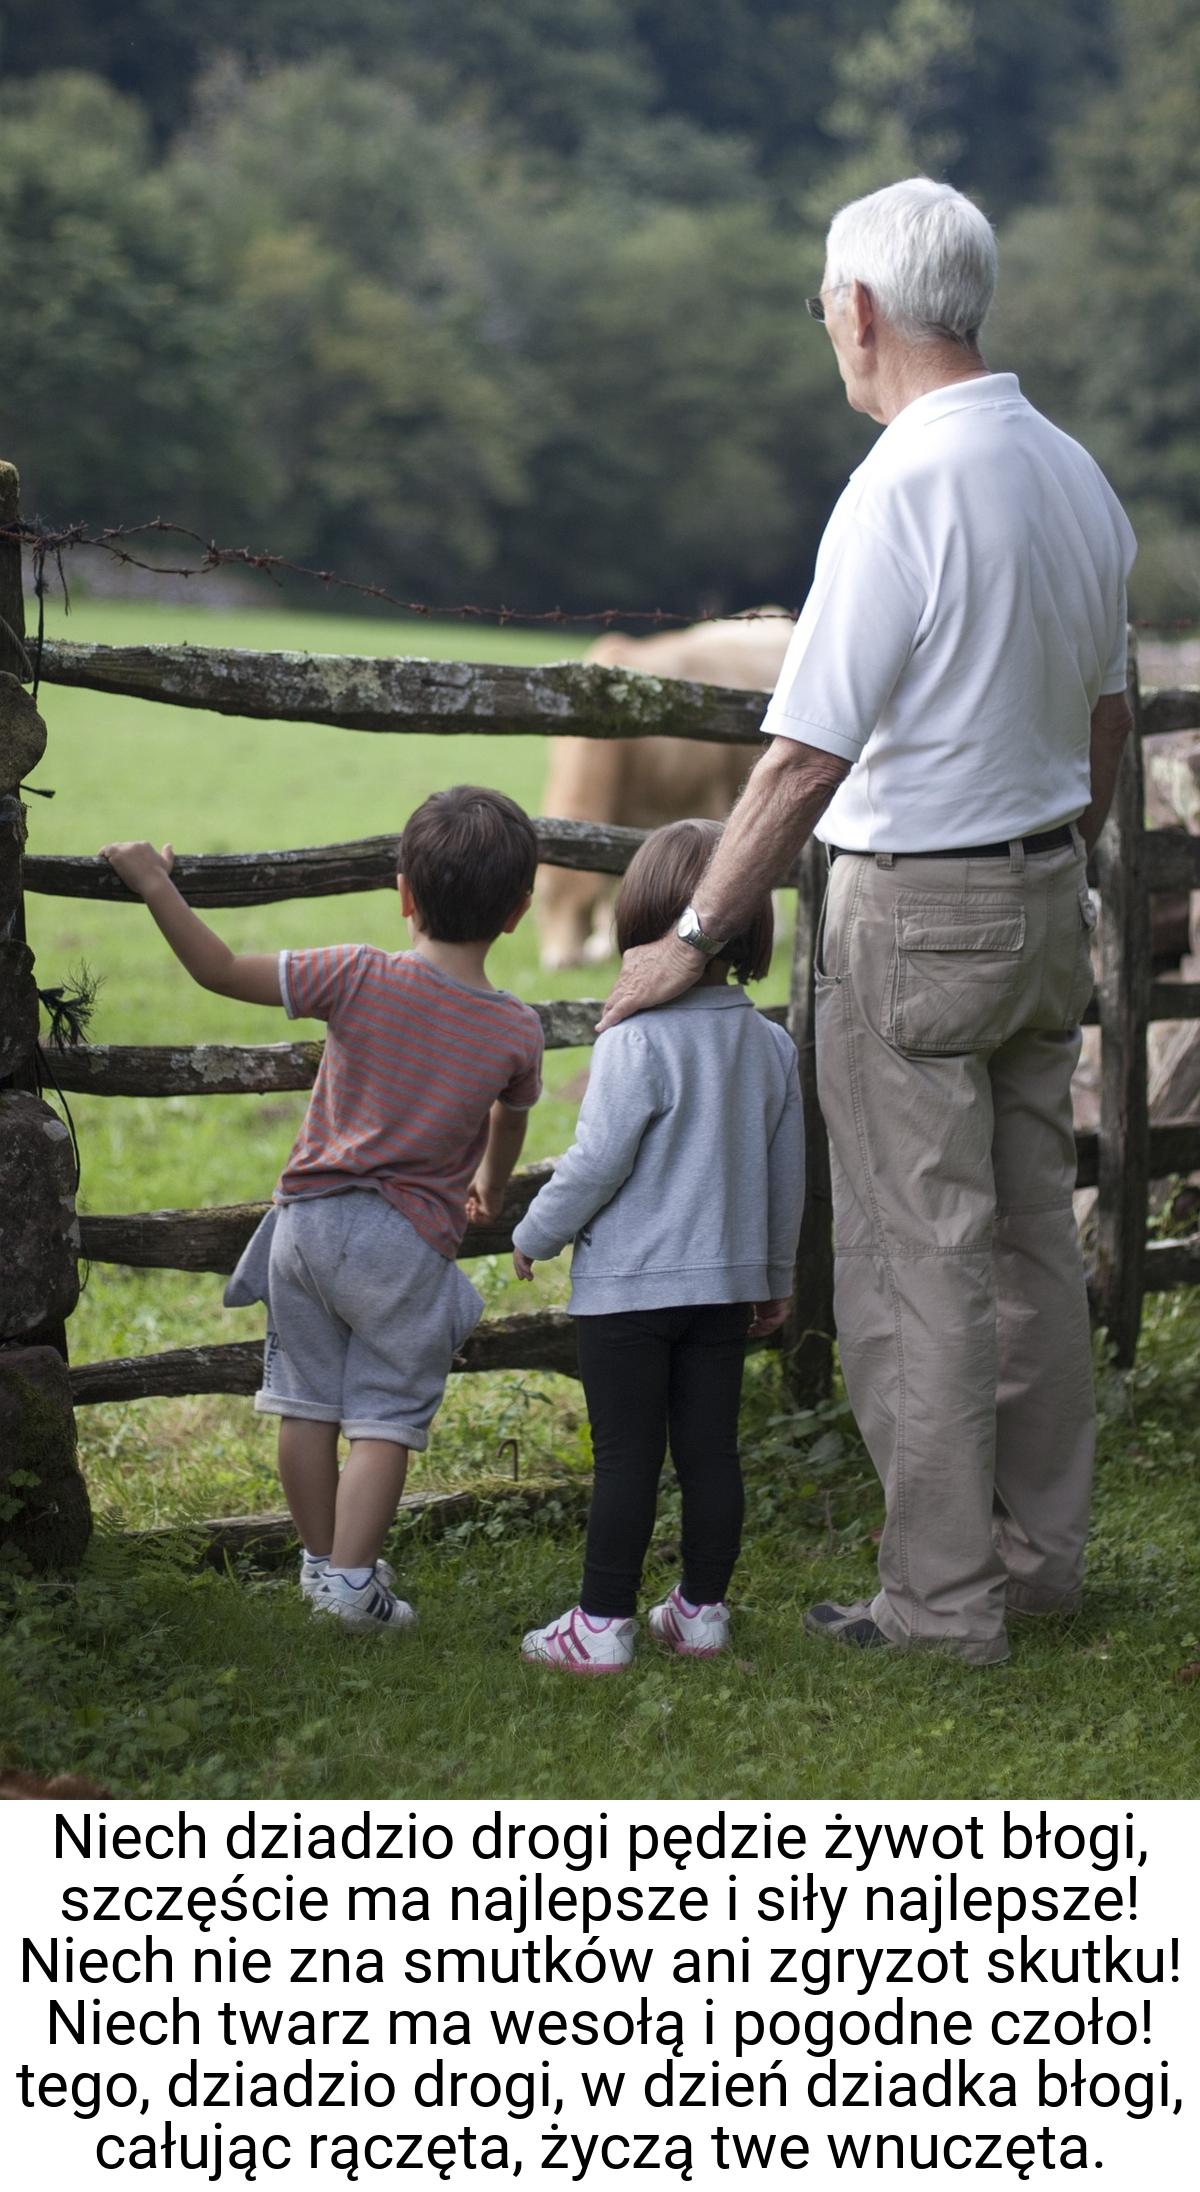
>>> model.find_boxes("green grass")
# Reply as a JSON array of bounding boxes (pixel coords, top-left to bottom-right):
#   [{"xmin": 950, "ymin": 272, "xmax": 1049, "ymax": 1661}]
[
  {"xmin": 2, "ymin": 1308, "xmax": 1198, "ymax": 1798},
  {"xmin": 7, "ymin": 593, "xmax": 1199, "ymax": 1798}
]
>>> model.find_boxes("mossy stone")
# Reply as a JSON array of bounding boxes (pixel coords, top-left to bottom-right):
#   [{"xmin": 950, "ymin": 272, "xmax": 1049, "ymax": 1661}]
[
  {"xmin": 0, "ymin": 674, "xmax": 45, "ymax": 797},
  {"xmin": 0, "ymin": 1347, "xmax": 91, "ymax": 1573}
]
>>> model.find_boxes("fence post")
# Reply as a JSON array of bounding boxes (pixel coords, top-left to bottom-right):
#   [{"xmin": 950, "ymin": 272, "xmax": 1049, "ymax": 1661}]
[
  {"xmin": 783, "ymin": 839, "xmax": 834, "ymax": 1403},
  {"xmin": 0, "ymin": 461, "xmax": 88, "ymax": 1569},
  {"xmin": 1093, "ymin": 632, "xmax": 1150, "ymax": 1366}
]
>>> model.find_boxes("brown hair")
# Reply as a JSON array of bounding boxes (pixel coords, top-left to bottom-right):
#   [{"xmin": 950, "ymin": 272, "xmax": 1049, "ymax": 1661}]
[
  {"xmin": 399, "ymin": 785, "xmax": 538, "ymax": 943},
  {"xmin": 615, "ymin": 818, "xmax": 773, "ymax": 983}
]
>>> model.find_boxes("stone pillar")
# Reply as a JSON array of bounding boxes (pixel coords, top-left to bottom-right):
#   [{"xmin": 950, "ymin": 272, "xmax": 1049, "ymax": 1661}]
[{"xmin": 0, "ymin": 460, "xmax": 88, "ymax": 1566}]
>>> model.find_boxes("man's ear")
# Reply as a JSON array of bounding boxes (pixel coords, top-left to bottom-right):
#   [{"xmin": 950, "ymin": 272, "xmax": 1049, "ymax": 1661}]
[
  {"xmin": 397, "ymin": 873, "xmax": 418, "ymax": 921},
  {"xmin": 501, "ymin": 891, "xmax": 534, "ymax": 935},
  {"xmin": 850, "ymin": 278, "xmax": 876, "ymax": 348}
]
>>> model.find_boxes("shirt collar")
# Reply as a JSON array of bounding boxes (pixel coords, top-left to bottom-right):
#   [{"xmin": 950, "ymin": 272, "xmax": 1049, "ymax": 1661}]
[
  {"xmin": 880, "ymin": 370, "xmax": 1024, "ymax": 441},
  {"xmin": 657, "ymin": 984, "xmax": 755, "ymax": 1013}
]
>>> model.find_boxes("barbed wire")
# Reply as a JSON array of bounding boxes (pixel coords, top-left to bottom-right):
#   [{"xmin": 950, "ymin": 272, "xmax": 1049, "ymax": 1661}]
[
  {"xmin": 2, "ymin": 515, "xmax": 1197, "ymax": 635},
  {"xmin": 2, "ymin": 517, "xmax": 793, "ymax": 633}
]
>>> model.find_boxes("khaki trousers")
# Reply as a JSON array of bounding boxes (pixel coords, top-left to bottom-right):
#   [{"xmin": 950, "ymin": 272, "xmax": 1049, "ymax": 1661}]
[{"xmin": 814, "ymin": 836, "xmax": 1098, "ymax": 1666}]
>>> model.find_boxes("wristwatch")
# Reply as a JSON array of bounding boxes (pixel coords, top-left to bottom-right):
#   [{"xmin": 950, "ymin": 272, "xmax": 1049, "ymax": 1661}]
[{"xmin": 676, "ymin": 903, "xmax": 725, "ymax": 958}]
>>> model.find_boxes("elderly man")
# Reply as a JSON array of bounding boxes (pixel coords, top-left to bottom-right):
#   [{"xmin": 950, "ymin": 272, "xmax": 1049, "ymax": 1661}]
[{"xmin": 599, "ymin": 177, "xmax": 1136, "ymax": 1668}]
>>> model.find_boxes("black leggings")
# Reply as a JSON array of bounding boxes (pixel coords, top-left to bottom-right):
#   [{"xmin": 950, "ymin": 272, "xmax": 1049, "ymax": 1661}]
[{"xmin": 574, "ymin": 1302, "xmax": 752, "ymax": 1619}]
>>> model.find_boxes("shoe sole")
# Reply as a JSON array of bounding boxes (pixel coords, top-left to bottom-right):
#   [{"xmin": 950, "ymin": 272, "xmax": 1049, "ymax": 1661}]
[
  {"xmin": 520, "ymin": 1649, "xmax": 630, "ymax": 1675},
  {"xmin": 650, "ymin": 1632, "xmax": 725, "ymax": 1658},
  {"xmin": 313, "ymin": 1607, "xmax": 417, "ymax": 1636}
]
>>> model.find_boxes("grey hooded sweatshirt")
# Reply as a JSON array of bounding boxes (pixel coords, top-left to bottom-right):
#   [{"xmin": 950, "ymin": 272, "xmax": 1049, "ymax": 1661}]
[{"xmin": 512, "ymin": 986, "xmax": 804, "ymax": 1314}]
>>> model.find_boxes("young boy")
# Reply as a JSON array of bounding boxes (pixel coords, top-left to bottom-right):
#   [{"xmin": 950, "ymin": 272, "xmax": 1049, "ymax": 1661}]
[{"xmin": 101, "ymin": 786, "xmax": 543, "ymax": 1633}]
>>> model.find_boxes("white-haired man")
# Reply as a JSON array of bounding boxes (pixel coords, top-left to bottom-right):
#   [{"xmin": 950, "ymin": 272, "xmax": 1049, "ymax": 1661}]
[{"xmin": 599, "ymin": 177, "xmax": 1136, "ymax": 1667}]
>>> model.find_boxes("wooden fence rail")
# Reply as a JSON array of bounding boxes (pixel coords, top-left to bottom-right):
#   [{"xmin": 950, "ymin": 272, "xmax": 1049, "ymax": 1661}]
[{"xmin": 35, "ymin": 640, "xmax": 768, "ymax": 745}]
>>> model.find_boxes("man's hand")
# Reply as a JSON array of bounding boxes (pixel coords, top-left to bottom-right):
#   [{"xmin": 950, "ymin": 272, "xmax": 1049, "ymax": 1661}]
[
  {"xmin": 513, "ymin": 1249, "xmax": 535, "ymax": 1282},
  {"xmin": 466, "ymin": 1173, "xmax": 504, "ymax": 1225},
  {"xmin": 596, "ymin": 930, "xmax": 705, "ymax": 1034},
  {"xmin": 749, "ymin": 1296, "xmax": 791, "ymax": 1339},
  {"xmin": 100, "ymin": 840, "xmax": 175, "ymax": 897}
]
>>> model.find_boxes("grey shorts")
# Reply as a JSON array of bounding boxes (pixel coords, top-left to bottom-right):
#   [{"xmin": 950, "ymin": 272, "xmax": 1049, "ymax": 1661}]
[{"xmin": 224, "ymin": 1194, "xmax": 483, "ymax": 1449}]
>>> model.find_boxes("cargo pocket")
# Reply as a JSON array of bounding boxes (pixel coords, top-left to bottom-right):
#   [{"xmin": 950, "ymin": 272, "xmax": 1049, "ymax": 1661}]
[
  {"xmin": 1062, "ymin": 886, "xmax": 1099, "ymax": 1029},
  {"xmin": 888, "ymin": 900, "xmax": 1028, "ymax": 1055}
]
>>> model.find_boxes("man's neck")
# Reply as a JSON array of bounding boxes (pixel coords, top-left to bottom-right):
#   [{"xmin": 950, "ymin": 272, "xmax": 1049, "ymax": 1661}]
[{"xmin": 874, "ymin": 343, "xmax": 990, "ymax": 426}]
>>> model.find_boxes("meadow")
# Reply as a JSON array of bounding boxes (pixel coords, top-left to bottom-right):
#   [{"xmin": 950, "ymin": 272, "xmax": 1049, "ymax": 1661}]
[{"xmin": 5, "ymin": 590, "xmax": 1198, "ymax": 1799}]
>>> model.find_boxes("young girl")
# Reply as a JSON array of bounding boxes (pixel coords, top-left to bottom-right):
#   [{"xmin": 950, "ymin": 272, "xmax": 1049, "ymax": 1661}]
[{"xmin": 512, "ymin": 819, "xmax": 804, "ymax": 1672}]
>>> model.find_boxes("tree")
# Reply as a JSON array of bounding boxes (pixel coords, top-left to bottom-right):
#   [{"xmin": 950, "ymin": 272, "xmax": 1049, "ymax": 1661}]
[{"xmin": 0, "ymin": 73, "xmax": 246, "ymax": 523}]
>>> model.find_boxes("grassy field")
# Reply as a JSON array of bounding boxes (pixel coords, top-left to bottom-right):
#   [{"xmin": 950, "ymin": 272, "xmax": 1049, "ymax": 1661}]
[{"xmin": 6, "ymin": 591, "xmax": 1199, "ymax": 1799}]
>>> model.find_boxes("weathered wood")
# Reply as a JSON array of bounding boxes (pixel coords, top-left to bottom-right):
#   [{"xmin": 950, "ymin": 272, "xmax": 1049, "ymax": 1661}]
[
  {"xmin": 45, "ymin": 1009, "xmax": 601, "ymax": 1101},
  {"xmin": 36, "ymin": 640, "xmax": 769, "ymax": 747},
  {"xmin": 1073, "ymin": 1118, "xmax": 1200, "ymax": 1191},
  {"xmin": 1149, "ymin": 981, "xmax": 1200, "ymax": 1022},
  {"xmin": 1092, "ymin": 654, "xmax": 1151, "ymax": 1363},
  {"xmin": 1143, "ymin": 1233, "xmax": 1200, "ymax": 1292},
  {"xmin": 0, "ymin": 675, "xmax": 45, "ymax": 798},
  {"xmin": 50, "ymin": 1039, "xmax": 326, "ymax": 1097},
  {"xmin": 0, "ymin": 464, "xmax": 26, "ymax": 682},
  {"xmin": 26, "ymin": 818, "xmax": 652, "ymax": 906},
  {"xmin": 79, "ymin": 1165, "xmax": 556, "ymax": 1273},
  {"xmin": 130, "ymin": 1480, "xmax": 589, "ymax": 1571},
  {"xmin": 69, "ymin": 1310, "xmax": 581, "ymax": 1405},
  {"xmin": 44, "ymin": 1002, "xmax": 789, "ymax": 1097},
  {"xmin": 1141, "ymin": 687, "xmax": 1200, "ymax": 738},
  {"xmin": 783, "ymin": 841, "xmax": 833, "ymax": 1404}
]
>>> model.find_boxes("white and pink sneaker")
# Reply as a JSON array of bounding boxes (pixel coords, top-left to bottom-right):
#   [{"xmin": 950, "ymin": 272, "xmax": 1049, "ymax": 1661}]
[
  {"xmin": 521, "ymin": 1606, "xmax": 636, "ymax": 1675},
  {"xmin": 648, "ymin": 1586, "xmax": 730, "ymax": 1658}
]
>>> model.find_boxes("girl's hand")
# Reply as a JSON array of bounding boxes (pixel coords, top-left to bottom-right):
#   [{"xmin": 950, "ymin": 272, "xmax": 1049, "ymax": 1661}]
[
  {"xmin": 513, "ymin": 1249, "xmax": 535, "ymax": 1282},
  {"xmin": 100, "ymin": 840, "xmax": 175, "ymax": 897},
  {"xmin": 749, "ymin": 1295, "xmax": 791, "ymax": 1338},
  {"xmin": 466, "ymin": 1173, "xmax": 504, "ymax": 1224}
]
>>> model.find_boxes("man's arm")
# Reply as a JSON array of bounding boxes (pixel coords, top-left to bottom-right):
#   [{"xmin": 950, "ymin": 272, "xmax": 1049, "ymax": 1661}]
[
  {"xmin": 1077, "ymin": 692, "xmax": 1136, "ymax": 853},
  {"xmin": 100, "ymin": 841, "xmax": 283, "ymax": 1005},
  {"xmin": 597, "ymin": 738, "xmax": 849, "ymax": 1032}
]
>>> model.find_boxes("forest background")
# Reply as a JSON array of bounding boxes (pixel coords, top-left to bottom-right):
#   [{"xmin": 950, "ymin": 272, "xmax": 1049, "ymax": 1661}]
[{"xmin": 1, "ymin": 0, "xmax": 1197, "ymax": 622}]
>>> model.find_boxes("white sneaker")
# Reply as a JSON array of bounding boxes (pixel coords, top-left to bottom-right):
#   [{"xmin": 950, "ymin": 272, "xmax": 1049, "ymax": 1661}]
[
  {"xmin": 648, "ymin": 1586, "xmax": 730, "ymax": 1658},
  {"xmin": 314, "ymin": 1569, "xmax": 416, "ymax": 1634},
  {"xmin": 300, "ymin": 1554, "xmax": 395, "ymax": 1602},
  {"xmin": 521, "ymin": 1606, "xmax": 636, "ymax": 1675}
]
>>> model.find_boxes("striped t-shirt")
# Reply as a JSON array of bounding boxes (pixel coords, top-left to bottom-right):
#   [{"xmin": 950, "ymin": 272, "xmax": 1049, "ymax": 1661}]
[{"xmin": 277, "ymin": 947, "xmax": 543, "ymax": 1258}]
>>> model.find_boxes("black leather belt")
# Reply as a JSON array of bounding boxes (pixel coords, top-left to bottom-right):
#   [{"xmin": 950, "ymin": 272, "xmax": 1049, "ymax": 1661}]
[{"xmin": 828, "ymin": 825, "xmax": 1074, "ymax": 865}]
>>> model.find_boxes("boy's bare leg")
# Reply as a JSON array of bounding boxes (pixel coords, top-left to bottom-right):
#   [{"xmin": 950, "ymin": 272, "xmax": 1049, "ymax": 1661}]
[
  {"xmin": 277, "ymin": 1418, "xmax": 339, "ymax": 1556},
  {"xmin": 331, "ymin": 1440, "xmax": 409, "ymax": 1570}
]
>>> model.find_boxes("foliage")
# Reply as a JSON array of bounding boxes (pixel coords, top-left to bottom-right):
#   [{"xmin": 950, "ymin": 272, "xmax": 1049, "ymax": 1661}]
[{"xmin": 3, "ymin": 0, "xmax": 1175, "ymax": 613}]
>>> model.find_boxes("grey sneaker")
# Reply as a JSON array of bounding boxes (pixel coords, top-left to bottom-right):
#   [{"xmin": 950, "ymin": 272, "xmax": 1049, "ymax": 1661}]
[{"xmin": 804, "ymin": 1600, "xmax": 890, "ymax": 1648}]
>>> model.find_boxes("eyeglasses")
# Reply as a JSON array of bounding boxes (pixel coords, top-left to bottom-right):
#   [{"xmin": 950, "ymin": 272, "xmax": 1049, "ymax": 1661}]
[{"xmin": 805, "ymin": 283, "xmax": 850, "ymax": 323}]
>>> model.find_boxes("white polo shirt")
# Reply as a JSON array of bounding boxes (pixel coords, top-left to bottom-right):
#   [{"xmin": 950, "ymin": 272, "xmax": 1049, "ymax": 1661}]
[{"xmin": 760, "ymin": 373, "xmax": 1136, "ymax": 850}]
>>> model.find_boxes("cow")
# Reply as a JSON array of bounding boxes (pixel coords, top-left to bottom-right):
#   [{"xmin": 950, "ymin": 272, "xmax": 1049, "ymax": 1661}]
[{"xmin": 535, "ymin": 612, "xmax": 795, "ymax": 968}]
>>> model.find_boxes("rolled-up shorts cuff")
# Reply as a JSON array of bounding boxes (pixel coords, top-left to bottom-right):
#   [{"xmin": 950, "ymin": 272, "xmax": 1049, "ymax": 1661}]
[
  {"xmin": 342, "ymin": 1417, "xmax": 430, "ymax": 1451},
  {"xmin": 254, "ymin": 1391, "xmax": 341, "ymax": 1424}
]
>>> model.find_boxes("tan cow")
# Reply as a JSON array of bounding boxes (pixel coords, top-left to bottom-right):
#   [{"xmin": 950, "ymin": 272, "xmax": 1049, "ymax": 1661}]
[{"xmin": 536, "ymin": 612, "xmax": 794, "ymax": 967}]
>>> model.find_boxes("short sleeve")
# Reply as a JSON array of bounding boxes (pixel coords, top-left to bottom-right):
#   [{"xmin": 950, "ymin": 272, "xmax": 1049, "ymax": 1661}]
[
  {"xmin": 1099, "ymin": 584, "xmax": 1131, "ymax": 695},
  {"xmin": 760, "ymin": 505, "xmax": 925, "ymax": 763},
  {"xmin": 280, "ymin": 945, "xmax": 370, "ymax": 1022},
  {"xmin": 498, "ymin": 1020, "xmax": 544, "ymax": 1111}
]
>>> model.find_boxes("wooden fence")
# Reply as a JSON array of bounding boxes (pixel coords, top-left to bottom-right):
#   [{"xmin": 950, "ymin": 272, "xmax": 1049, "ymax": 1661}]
[{"xmin": 8, "ymin": 606, "xmax": 1200, "ymax": 1415}]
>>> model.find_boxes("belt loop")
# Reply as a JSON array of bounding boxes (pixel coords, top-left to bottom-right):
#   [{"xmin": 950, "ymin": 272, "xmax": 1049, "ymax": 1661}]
[
  {"xmin": 1068, "ymin": 821, "xmax": 1085, "ymax": 860},
  {"xmin": 874, "ymin": 851, "xmax": 894, "ymax": 870},
  {"xmin": 1008, "ymin": 838, "xmax": 1026, "ymax": 875}
]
